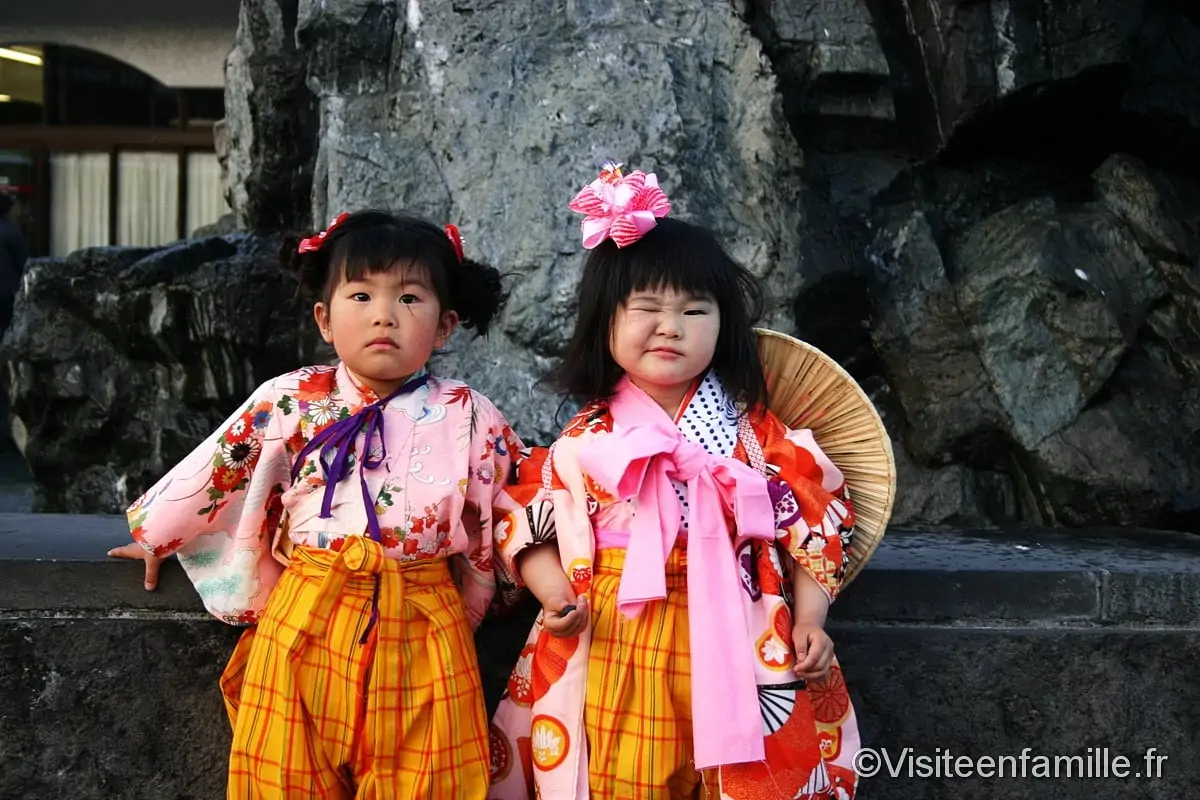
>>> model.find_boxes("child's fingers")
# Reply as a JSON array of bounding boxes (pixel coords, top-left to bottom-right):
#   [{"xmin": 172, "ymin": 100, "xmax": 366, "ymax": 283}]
[
  {"xmin": 542, "ymin": 612, "xmax": 576, "ymax": 637},
  {"xmin": 816, "ymin": 639, "xmax": 835, "ymax": 668},
  {"xmin": 573, "ymin": 597, "xmax": 590, "ymax": 628},
  {"xmin": 794, "ymin": 633, "xmax": 833, "ymax": 675},
  {"xmin": 570, "ymin": 598, "xmax": 590, "ymax": 633},
  {"xmin": 796, "ymin": 635, "xmax": 822, "ymax": 670},
  {"xmin": 796, "ymin": 650, "xmax": 831, "ymax": 680},
  {"xmin": 801, "ymin": 645, "xmax": 836, "ymax": 682},
  {"xmin": 544, "ymin": 597, "xmax": 589, "ymax": 637},
  {"xmin": 143, "ymin": 556, "xmax": 161, "ymax": 591},
  {"xmin": 107, "ymin": 543, "xmax": 144, "ymax": 560},
  {"xmin": 107, "ymin": 543, "xmax": 162, "ymax": 591}
]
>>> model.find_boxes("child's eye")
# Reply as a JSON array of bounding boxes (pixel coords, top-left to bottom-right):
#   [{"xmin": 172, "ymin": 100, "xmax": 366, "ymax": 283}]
[
  {"xmin": 351, "ymin": 292, "xmax": 370, "ymax": 302},
  {"xmin": 684, "ymin": 308, "xmax": 709, "ymax": 315},
  {"xmin": 400, "ymin": 294, "xmax": 418, "ymax": 304}
]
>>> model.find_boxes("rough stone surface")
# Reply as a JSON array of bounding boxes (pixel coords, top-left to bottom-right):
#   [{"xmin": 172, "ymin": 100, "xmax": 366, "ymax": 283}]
[
  {"xmin": 5, "ymin": 0, "xmax": 1200, "ymax": 532},
  {"xmin": 294, "ymin": 0, "xmax": 807, "ymax": 442},
  {"xmin": 862, "ymin": 0, "xmax": 1145, "ymax": 156},
  {"xmin": 0, "ymin": 237, "xmax": 319, "ymax": 513},
  {"xmin": 863, "ymin": 153, "xmax": 1200, "ymax": 529},
  {"xmin": 3, "ymin": 517, "xmax": 1200, "ymax": 799},
  {"xmin": 222, "ymin": 0, "xmax": 317, "ymax": 231}
]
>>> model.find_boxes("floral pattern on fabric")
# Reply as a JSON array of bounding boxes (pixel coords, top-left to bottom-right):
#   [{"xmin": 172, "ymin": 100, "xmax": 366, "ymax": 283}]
[
  {"xmin": 126, "ymin": 363, "xmax": 525, "ymax": 629},
  {"xmin": 488, "ymin": 371, "xmax": 862, "ymax": 800}
]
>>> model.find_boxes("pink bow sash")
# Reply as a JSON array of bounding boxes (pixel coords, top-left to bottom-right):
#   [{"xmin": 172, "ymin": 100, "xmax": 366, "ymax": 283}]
[{"xmin": 576, "ymin": 421, "xmax": 775, "ymax": 769}]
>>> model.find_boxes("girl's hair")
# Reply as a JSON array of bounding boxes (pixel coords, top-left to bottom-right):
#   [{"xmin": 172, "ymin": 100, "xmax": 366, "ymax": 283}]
[
  {"xmin": 545, "ymin": 216, "xmax": 768, "ymax": 409},
  {"xmin": 281, "ymin": 209, "xmax": 504, "ymax": 336}
]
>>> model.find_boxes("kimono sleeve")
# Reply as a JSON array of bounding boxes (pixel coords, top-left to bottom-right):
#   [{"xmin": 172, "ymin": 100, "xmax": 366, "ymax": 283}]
[
  {"xmin": 456, "ymin": 391, "xmax": 533, "ymax": 628},
  {"xmin": 124, "ymin": 377, "xmax": 293, "ymax": 624},
  {"xmin": 492, "ymin": 443, "xmax": 558, "ymax": 603},
  {"xmin": 756, "ymin": 410, "xmax": 856, "ymax": 603}
]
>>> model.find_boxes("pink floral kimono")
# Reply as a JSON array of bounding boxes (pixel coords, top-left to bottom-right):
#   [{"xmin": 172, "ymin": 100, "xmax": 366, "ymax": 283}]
[
  {"xmin": 126, "ymin": 362, "xmax": 525, "ymax": 629},
  {"xmin": 488, "ymin": 372, "xmax": 862, "ymax": 799}
]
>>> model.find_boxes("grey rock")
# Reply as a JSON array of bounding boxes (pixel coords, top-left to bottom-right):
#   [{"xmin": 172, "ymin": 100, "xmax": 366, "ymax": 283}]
[
  {"xmin": 223, "ymin": 0, "xmax": 318, "ymax": 231},
  {"xmin": 0, "ymin": 236, "xmax": 319, "ymax": 513},
  {"xmin": 1092, "ymin": 153, "xmax": 1200, "ymax": 263},
  {"xmin": 191, "ymin": 213, "xmax": 240, "ymax": 239},
  {"xmin": 867, "ymin": 0, "xmax": 1144, "ymax": 154},
  {"xmin": 866, "ymin": 202, "xmax": 1003, "ymax": 461},
  {"xmin": 9, "ymin": 0, "xmax": 1200, "ymax": 535},
  {"xmin": 748, "ymin": 0, "xmax": 893, "ymax": 123},
  {"xmin": 1029, "ymin": 341, "xmax": 1200, "ymax": 529},
  {"xmin": 301, "ymin": 0, "xmax": 807, "ymax": 435},
  {"xmin": 1122, "ymin": 3, "xmax": 1200, "ymax": 127},
  {"xmin": 948, "ymin": 197, "xmax": 1167, "ymax": 449},
  {"xmin": 866, "ymin": 152, "xmax": 1200, "ymax": 529}
]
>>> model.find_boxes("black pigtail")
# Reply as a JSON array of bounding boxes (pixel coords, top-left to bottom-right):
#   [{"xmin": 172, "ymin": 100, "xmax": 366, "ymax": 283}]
[
  {"xmin": 278, "ymin": 231, "xmax": 332, "ymax": 301},
  {"xmin": 449, "ymin": 256, "xmax": 505, "ymax": 337}
]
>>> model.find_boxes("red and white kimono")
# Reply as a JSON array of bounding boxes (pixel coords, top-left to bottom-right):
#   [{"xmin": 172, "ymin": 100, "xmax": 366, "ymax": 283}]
[{"xmin": 489, "ymin": 371, "xmax": 861, "ymax": 799}]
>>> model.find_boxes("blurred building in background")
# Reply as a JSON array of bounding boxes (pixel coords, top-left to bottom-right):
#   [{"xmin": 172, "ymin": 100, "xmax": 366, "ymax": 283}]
[{"xmin": 0, "ymin": 0, "xmax": 239, "ymax": 256}]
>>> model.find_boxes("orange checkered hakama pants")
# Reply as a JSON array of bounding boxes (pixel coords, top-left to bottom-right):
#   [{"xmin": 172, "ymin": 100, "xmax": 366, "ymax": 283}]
[
  {"xmin": 585, "ymin": 547, "xmax": 716, "ymax": 800},
  {"xmin": 218, "ymin": 538, "xmax": 490, "ymax": 799}
]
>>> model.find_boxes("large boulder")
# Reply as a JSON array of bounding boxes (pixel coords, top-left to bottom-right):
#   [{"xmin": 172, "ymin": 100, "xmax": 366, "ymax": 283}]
[
  {"xmin": 8, "ymin": 0, "xmax": 1200, "ymax": 533},
  {"xmin": 221, "ymin": 0, "xmax": 317, "ymax": 231},
  {"xmin": 867, "ymin": 154, "xmax": 1200, "ymax": 528},
  {"xmin": 0, "ymin": 236, "xmax": 318, "ymax": 513},
  {"xmin": 293, "ymin": 0, "xmax": 807, "ymax": 441}
]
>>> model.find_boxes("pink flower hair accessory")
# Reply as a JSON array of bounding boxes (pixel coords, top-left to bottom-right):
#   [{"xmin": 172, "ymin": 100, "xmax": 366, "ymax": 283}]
[
  {"xmin": 568, "ymin": 160, "xmax": 671, "ymax": 249},
  {"xmin": 298, "ymin": 212, "xmax": 351, "ymax": 254}
]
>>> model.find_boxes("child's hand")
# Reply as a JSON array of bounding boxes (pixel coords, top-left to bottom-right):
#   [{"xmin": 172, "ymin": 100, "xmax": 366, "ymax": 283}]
[
  {"xmin": 517, "ymin": 543, "xmax": 590, "ymax": 637},
  {"xmin": 792, "ymin": 622, "xmax": 835, "ymax": 682},
  {"xmin": 541, "ymin": 592, "xmax": 589, "ymax": 638},
  {"xmin": 108, "ymin": 543, "xmax": 163, "ymax": 591}
]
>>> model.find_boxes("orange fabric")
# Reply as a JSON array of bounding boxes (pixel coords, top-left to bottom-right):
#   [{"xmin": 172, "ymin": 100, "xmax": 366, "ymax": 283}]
[
  {"xmin": 490, "ymin": 388, "xmax": 860, "ymax": 800},
  {"xmin": 220, "ymin": 539, "xmax": 489, "ymax": 799},
  {"xmin": 584, "ymin": 547, "xmax": 714, "ymax": 800}
]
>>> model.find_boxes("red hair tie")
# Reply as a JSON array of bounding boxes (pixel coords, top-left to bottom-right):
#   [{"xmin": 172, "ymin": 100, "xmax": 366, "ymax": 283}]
[
  {"xmin": 298, "ymin": 212, "xmax": 350, "ymax": 254},
  {"xmin": 444, "ymin": 224, "xmax": 465, "ymax": 262}
]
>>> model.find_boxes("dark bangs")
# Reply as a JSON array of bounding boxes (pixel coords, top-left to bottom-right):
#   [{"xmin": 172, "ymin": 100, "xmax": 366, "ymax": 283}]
[
  {"xmin": 322, "ymin": 213, "xmax": 456, "ymax": 308},
  {"xmin": 545, "ymin": 217, "xmax": 768, "ymax": 409},
  {"xmin": 285, "ymin": 209, "xmax": 504, "ymax": 335}
]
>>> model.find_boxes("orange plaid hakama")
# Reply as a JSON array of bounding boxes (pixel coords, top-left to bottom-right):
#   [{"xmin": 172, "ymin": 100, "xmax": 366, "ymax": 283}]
[
  {"xmin": 585, "ymin": 546, "xmax": 724, "ymax": 800},
  {"xmin": 218, "ymin": 538, "xmax": 490, "ymax": 799}
]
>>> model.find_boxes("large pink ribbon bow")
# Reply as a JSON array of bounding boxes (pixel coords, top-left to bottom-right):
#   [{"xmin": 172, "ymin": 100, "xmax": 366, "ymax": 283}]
[
  {"xmin": 576, "ymin": 408, "xmax": 776, "ymax": 769},
  {"xmin": 567, "ymin": 169, "xmax": 671, "ymax": 249}
]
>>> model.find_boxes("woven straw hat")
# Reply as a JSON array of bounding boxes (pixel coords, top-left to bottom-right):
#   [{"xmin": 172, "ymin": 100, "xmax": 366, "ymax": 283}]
[{"xmin": 755, "ymin": 328, "xmax": 896, "ymax": 588}]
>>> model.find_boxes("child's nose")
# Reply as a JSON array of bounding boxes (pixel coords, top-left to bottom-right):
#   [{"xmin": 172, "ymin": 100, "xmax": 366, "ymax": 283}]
[{"xmin": 372, "ymin": 303, "xmax": 398, "ymax": 326}]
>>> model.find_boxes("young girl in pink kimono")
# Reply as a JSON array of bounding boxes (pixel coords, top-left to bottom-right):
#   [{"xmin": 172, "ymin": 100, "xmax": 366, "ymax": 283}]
[
  {"xmin": 487, "ymin": 165, "xmax": 862, "ymax": 800},
  {"xmin": 109, "ymin": 210, "xmax": 526, "ymax": 798}
]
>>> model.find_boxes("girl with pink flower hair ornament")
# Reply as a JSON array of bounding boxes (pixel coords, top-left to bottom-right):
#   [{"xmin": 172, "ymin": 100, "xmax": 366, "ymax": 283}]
[{"xmin": 486, "ymin": 163, "xmax": 862, "ymax": 800}]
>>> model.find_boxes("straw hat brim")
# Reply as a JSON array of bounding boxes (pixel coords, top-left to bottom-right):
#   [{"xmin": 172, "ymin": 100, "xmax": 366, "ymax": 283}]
[{"xmin": 755, "ymin": 328, "xmax": 897, "ymax": 588}]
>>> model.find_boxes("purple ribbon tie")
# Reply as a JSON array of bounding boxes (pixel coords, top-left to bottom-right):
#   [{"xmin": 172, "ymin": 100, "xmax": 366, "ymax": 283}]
[{"xmin": 289, "ymin": 372, "xmax": 429, "ymax": 645}]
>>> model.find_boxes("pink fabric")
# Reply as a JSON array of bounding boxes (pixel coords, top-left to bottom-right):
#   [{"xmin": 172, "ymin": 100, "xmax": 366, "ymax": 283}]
[
  {"xmin": 567, "ymin": 168, "xmax": 671, "ymax": 249},
  {"xmin": 593, "ymin": 528, "xmax": 631, "ymax": 550},
  {"xmin": 574, "ymin": 377, "xmax": 775, "ymax": 770}
]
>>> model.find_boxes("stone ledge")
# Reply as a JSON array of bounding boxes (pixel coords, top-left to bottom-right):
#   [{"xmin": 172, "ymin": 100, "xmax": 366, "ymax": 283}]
[
  {"xmin": 4, "ymin": 513, "xmax": 1199, "ymax": 626},
  {"xmin": 4, "ymin": 514, "xmax": 1200, "ymax": 799}
]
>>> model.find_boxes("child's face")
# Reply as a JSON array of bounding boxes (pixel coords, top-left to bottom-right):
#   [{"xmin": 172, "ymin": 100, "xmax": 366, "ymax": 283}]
[
  {"xmin": 610, "ymin": 286, "xmax": 720, "ymax": 413},
  {"xmin": 313, "ymin": 261, "xmax": 457, "ymax": 398}
]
